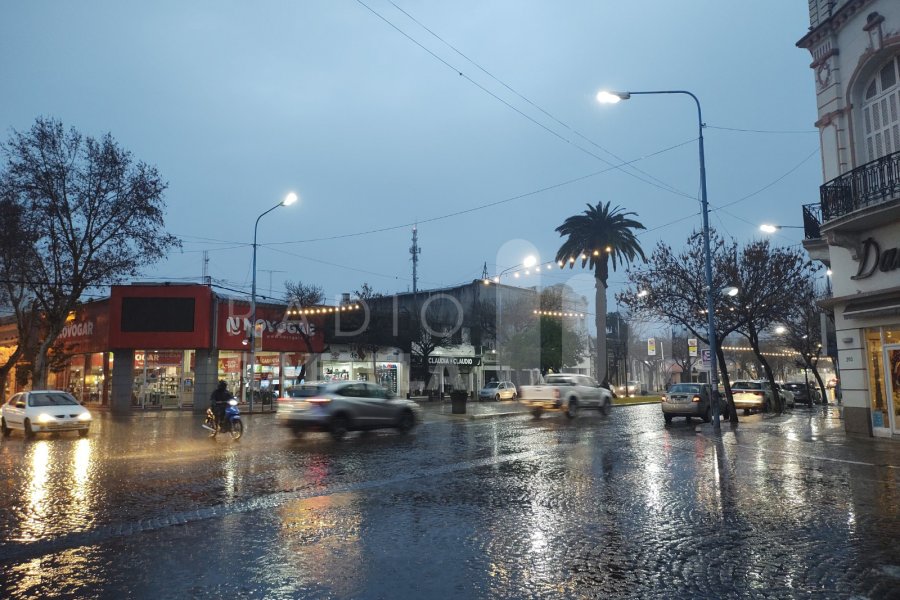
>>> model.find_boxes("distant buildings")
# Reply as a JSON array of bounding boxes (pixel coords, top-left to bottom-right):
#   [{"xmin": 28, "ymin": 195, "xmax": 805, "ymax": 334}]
[{"xmin": 799, "ymin": 0, "xmax": 900, "ymax": 438}]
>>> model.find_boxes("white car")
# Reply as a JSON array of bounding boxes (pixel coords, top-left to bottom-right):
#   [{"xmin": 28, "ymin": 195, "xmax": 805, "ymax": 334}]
[{"xmin": 2, "ymin": 390, "xmax": 92, "ymax": 438}]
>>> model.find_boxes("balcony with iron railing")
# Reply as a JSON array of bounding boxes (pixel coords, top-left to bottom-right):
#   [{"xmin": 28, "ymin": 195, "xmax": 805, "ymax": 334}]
[{"xmin": 803, "ymin": 149, "xmax": 900, "ymax": 240}]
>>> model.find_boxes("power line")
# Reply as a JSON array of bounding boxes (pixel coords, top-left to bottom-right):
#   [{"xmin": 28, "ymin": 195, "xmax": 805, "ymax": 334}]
[
  {"xmin": 383, "ymin": 0, "xmax": 689, "ymax": 199},
  {"xmin": 706, "ymin": 125, "xmax": 819, "ymax": 135},
  {"xmin": 356, "ymin": 0, "xmax": 695, "ymax": 201}
]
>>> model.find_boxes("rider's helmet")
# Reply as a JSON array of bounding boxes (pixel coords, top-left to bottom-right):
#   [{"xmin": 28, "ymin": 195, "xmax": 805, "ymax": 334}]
[{"xmin": 217, "ymin": 380, "xmax": 227, "ymax": 390}]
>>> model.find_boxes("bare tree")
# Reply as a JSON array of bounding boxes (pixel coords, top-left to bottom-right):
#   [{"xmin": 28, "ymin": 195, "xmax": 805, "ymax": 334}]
[
  {"xmin": 621, "ymin": 231, "xmax": 746, "ymax": 423},
  {"xmin": 0, "ymin": 197, "xmax": 39, "ymax": 400},
  {"xmin": 725, "ymin": 240, "xmax": 814, "ymax": 413},
  {"xmin": 782, "ymin": 277, "xmax": 830, "ymax": 402},
  {"xmin": 0, "ymin": 117, "xmax": 179, "ymax": 388},
  {"xmin": 284, "ymin": 280, "xmax": 324, "ymax": 307}
]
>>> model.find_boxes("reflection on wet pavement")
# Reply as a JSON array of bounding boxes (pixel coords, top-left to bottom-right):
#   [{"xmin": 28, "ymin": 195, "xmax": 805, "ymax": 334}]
[{"xmin": 0, "ymin": 405, "xmax": 898, "ymax": 598}]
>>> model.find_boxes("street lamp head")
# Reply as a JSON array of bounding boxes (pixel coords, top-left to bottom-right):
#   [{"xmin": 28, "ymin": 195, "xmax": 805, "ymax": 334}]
[
  {"xmin": 596, "ymin": 90, "xmax": 631, "ymax": 104},
  {"xmin": 637, "ymin": 290, "xmax": 649, "ymax": 298},
  {"xmin": 759, "ymin": 224, "xmax": 779, "ymax": 233},
  {"xmin": 775, "ymin": 325, "xmax": 786, "ymax": 335},
  {"xmin": 724, "ymin": 286, "xmax": 739, "ymax": 297},
  {"xmin": 523, "ymin": 255, "xmax": 537, "ymax": 268},
  {"xmin": 282, "ymin": 192, "xmax": 298, "ymax": 206}
]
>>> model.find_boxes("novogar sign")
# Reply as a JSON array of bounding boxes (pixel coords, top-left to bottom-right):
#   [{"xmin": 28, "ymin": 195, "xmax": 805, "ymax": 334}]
[{"xmin": 216, "ymin": 300, "xmax": 324, "ymax": 353}]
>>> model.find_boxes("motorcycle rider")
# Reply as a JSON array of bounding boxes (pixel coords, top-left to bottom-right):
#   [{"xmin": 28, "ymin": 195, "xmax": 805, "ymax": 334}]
[{"xmin": 210, "ymin": 380, "xmax": 233, "ymax": 429}]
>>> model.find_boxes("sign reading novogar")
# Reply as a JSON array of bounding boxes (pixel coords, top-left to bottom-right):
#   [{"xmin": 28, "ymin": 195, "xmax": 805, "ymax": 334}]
[{"xmin": 216, "ymin": 300, "xmax": 324, "ymax": 353}]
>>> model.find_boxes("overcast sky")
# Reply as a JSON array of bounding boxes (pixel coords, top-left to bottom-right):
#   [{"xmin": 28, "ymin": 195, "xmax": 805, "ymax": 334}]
[{"xmin": 2, "ymin": 1, "xmax": 820, "ymax": 327}]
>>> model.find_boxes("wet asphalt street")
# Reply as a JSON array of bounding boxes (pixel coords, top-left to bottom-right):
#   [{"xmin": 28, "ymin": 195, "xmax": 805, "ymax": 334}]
[{"xmin": 0, "ymin": 403, "xmax": 898, "ymax": 599}]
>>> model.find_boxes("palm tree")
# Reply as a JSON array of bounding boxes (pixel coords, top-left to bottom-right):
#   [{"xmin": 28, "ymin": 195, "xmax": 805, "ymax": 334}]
[{"xmin": 555, "ymin": 201, "xmax": 646, "ymax": 385}]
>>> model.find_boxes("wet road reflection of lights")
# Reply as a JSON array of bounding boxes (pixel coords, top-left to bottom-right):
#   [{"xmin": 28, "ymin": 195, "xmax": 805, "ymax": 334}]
[{"xmin": 23, "ymin": 442, "xmax": 50, "ymax": 542}]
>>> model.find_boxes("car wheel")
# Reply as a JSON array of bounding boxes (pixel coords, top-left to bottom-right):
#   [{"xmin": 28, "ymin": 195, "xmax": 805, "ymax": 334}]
[
  {"xmin": 531, "ymin": 408, "xmax": 543, "ymax": 418},
  {"xmin": 743, "ymin": 409, "xmax": 750, "ymax": 415},
  {"xmin": 396, "ymin": 410, "xmax": 415, "ymax": 433},
  {"xmin": 495, "ymin": 394, "xmax": 501, "ymax": 402},
  {"xmin": 566, "ymin": 401, "xmax": 578, "ymax": 419},
  {"xmin": 1, "ymin": 418, "xmax": 10, "ymax": 437},
  {"xmin": 600, "ymin": 398, "xmax": 611, "ymax": 416},
  {"xmin": 702, "ymin": 407, "xmax": 711, "ymax": 423},
  {"xmin": 330, "ymin": 415, "xmax": 349, "ymax": 441},
  {"xmin": 24, "ymin": 419, "xmax": 35, "ymax": 439},
  {"xmin": 664, "ymin": 414, "xmax": 672, "ymax": 424},
  {"xmin": 512, "ymin": 392, "xmax": 517, "ymax": 401},
  {"xmin": 293, "ymin": 427, "xmax": 306, "ymax": 438},
  {"xmin": 78, "ymin": 428, "xmax": 90, "ymax": 438},
  {"xmin": 684, "ymin": 416, "xmax": 692, "ymax": 423}
]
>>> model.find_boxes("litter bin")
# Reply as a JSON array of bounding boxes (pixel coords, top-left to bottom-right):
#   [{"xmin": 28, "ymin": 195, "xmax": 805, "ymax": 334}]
[{"xmin": 450, "ymin": 390, "xmax": 468, "ymax": 414}]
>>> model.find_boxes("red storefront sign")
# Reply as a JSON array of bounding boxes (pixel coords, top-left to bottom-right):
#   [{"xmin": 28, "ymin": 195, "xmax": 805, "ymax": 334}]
[
  {"xmin": 57, "ymin": 300, "xmax": 110, "ymax": 354},
  {"xmin": 109, "ymin": 285, "xmax": 213, "ymax": 350},
  {"xmin": 219, "ymin": 357, "xmax": 241, "ymax": 373},
  {"xmin": 134, "ymin": 351, "xmax": 184, "ymax": 368},
  {"xmin": 216, "ymin": 300, "xmax": 324, "ymax": 353}
]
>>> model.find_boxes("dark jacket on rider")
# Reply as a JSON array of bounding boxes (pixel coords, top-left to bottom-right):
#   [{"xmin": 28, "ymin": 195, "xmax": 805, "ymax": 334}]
[{"xmin": 210, "ymin": 382, "xmax": 232, "ymax": 423}]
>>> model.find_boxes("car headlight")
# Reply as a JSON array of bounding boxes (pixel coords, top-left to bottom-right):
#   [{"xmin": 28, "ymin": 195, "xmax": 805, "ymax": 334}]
[
  {"xmin": 77, "ymin": 412, "xmax": 92, "ymax": 421},
  {"xmin": 37, "ymin": 413, "xmax": 54, "ymax": 423}
]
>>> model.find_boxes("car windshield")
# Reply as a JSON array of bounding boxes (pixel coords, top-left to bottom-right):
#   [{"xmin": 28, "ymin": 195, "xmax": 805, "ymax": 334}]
[
  {"xmin": 484, "ymin": 382, "xmax": 499, "ymax": 389},
  {"xmin": 544, "ymin": 375, "xmax": 573, "ymax": 385},
  {"xmin": 29, "ymin": 393, "xmax": 79, "ymax": 407},
  {"xmin": 670, "ymin": 384, "xmax": 701, "ymax": 393},
  {"xmin": 286, "ymin": 385, "xmax": 327, "ymax": 398}
]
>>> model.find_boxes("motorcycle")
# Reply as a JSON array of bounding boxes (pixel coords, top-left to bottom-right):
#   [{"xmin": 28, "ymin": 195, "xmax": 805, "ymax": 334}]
[{"xmin": 203, "ymin": 399, "xmax": 243, "ymax": 440}]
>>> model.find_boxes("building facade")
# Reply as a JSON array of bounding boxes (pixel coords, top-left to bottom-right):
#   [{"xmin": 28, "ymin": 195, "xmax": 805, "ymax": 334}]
[
  {"xmin": 1, "ymin": 283, "xmax": 325, "ymax": 413},
  {"xmin": 799, "ymin": 0, "xmax": 900, "ymax": 438}
]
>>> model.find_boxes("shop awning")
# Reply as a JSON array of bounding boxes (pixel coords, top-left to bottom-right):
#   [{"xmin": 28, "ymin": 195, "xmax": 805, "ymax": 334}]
[{"xmin": 821, "ymin": 284, "xmax": 900, "ymax": 319}]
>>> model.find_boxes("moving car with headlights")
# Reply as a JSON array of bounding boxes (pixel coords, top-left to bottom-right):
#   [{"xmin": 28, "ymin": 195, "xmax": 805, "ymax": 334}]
[
  {"xmin": 519, "ymin": 374, "xmax": 613, "ymax": 418},
  {"xmin": 478, "ymin": 380, "xmax": 517, "ymax": 401},
  {"xmin": 1, "ymin": 390, "xmax": 92, "ymax": 438},
  {"xmin": 616, "ymin": 380, "xmax": 644, "ymax": 397},
  {"xmin": 277, "ymin": 381, "xmax": 421, "ymax": 440},
  {"xmin": 661, "ymin": 382, "xmax": 725, "ymax": 424}
]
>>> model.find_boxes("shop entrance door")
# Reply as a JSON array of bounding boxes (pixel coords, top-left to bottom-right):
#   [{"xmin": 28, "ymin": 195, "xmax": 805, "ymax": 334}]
[{"xmin": 883, "ymin": 345, "xmax": 900, "ymax": 435}]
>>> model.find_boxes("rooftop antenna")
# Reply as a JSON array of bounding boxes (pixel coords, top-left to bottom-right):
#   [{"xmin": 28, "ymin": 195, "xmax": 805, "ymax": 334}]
[
  {"xmin": 202, "ymin": 251, "xmax": 211, "ymax": 286},
  {"xmin": 410, "ymin": 225, "xmax": 421, "ymax": 294},
  {"xmin": 481, "ymin": 262, "xmax": 488, "ymax": 280}
]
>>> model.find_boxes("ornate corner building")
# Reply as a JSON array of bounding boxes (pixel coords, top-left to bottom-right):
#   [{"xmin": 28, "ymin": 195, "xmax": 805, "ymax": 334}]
[{"xmin": 799, "ymin": 0, "xmax": 900, "ymax": 438}]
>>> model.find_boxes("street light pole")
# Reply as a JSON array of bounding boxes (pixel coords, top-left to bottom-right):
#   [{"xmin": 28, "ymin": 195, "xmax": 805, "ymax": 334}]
[
  {"xmin": 249, "ymin": 192, "xmax": 298, "ymax": 412},
  {"xmin": 597, "ymin": 89, "xmax": 721, "ymax": 430}
]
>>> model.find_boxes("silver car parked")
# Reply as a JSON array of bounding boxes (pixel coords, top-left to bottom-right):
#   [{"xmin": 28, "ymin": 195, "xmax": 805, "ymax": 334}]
[{"xmin": 276, "ymin": 381, "xmax": 421, "ymax": 440}]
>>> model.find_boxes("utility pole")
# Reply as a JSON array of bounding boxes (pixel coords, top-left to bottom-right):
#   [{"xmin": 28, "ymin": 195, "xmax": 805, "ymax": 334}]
[
  {"xmin": 410, "ymin": 225, "xmax": 421, "ymax": 295},
  {"xmin": 259, "ymin": 269, "xmax": 286, "ymax": 298}
]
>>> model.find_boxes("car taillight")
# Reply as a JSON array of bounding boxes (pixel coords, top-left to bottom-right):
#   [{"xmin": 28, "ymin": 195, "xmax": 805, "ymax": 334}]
[
  {"xmin": 692, "ymin": 395, "xmax": 701, "ymax": 403},
  {"xmin": 308, "ymin": 397, "xmax": 331, "ymax": 404}
]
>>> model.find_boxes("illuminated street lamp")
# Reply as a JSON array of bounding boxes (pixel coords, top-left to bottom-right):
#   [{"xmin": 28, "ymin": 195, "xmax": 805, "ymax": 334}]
[
  {"xmin": 249, "ymin": 191, "xmax": 298, "ymax": 411},
  {"xmin": 598, "ymin": 88, "xmax": 723, "ymax": 430},
  {"xmin": 760, "ymin": 223, "xmax": 804, "ymax": 234}
]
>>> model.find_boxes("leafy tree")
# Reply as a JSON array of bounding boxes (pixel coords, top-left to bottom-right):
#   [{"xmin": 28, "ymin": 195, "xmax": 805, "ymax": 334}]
[
  {"xmin": 506, "ymin": 287, "xmax": 586, "ymax": 375},
  {"xmin": 555, "ymin": 201, "xmax": 646, "ymax": 385},
  {"xmin": 0, "ymin": 117, "xmax": 179, "ymax": 388}
]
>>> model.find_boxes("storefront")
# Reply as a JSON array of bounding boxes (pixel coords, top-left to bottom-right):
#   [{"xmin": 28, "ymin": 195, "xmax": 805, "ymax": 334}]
[
  {"xmin": 318, "ymin": 345, "xmax": 405, "ymax": 397},
  {"xmin": 0, "ymin": 283, "xmax": 326, "ymax": 413},
  {"xmin": 826, "ymin": 229, "xmax": 900, "ymax": 439}
]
